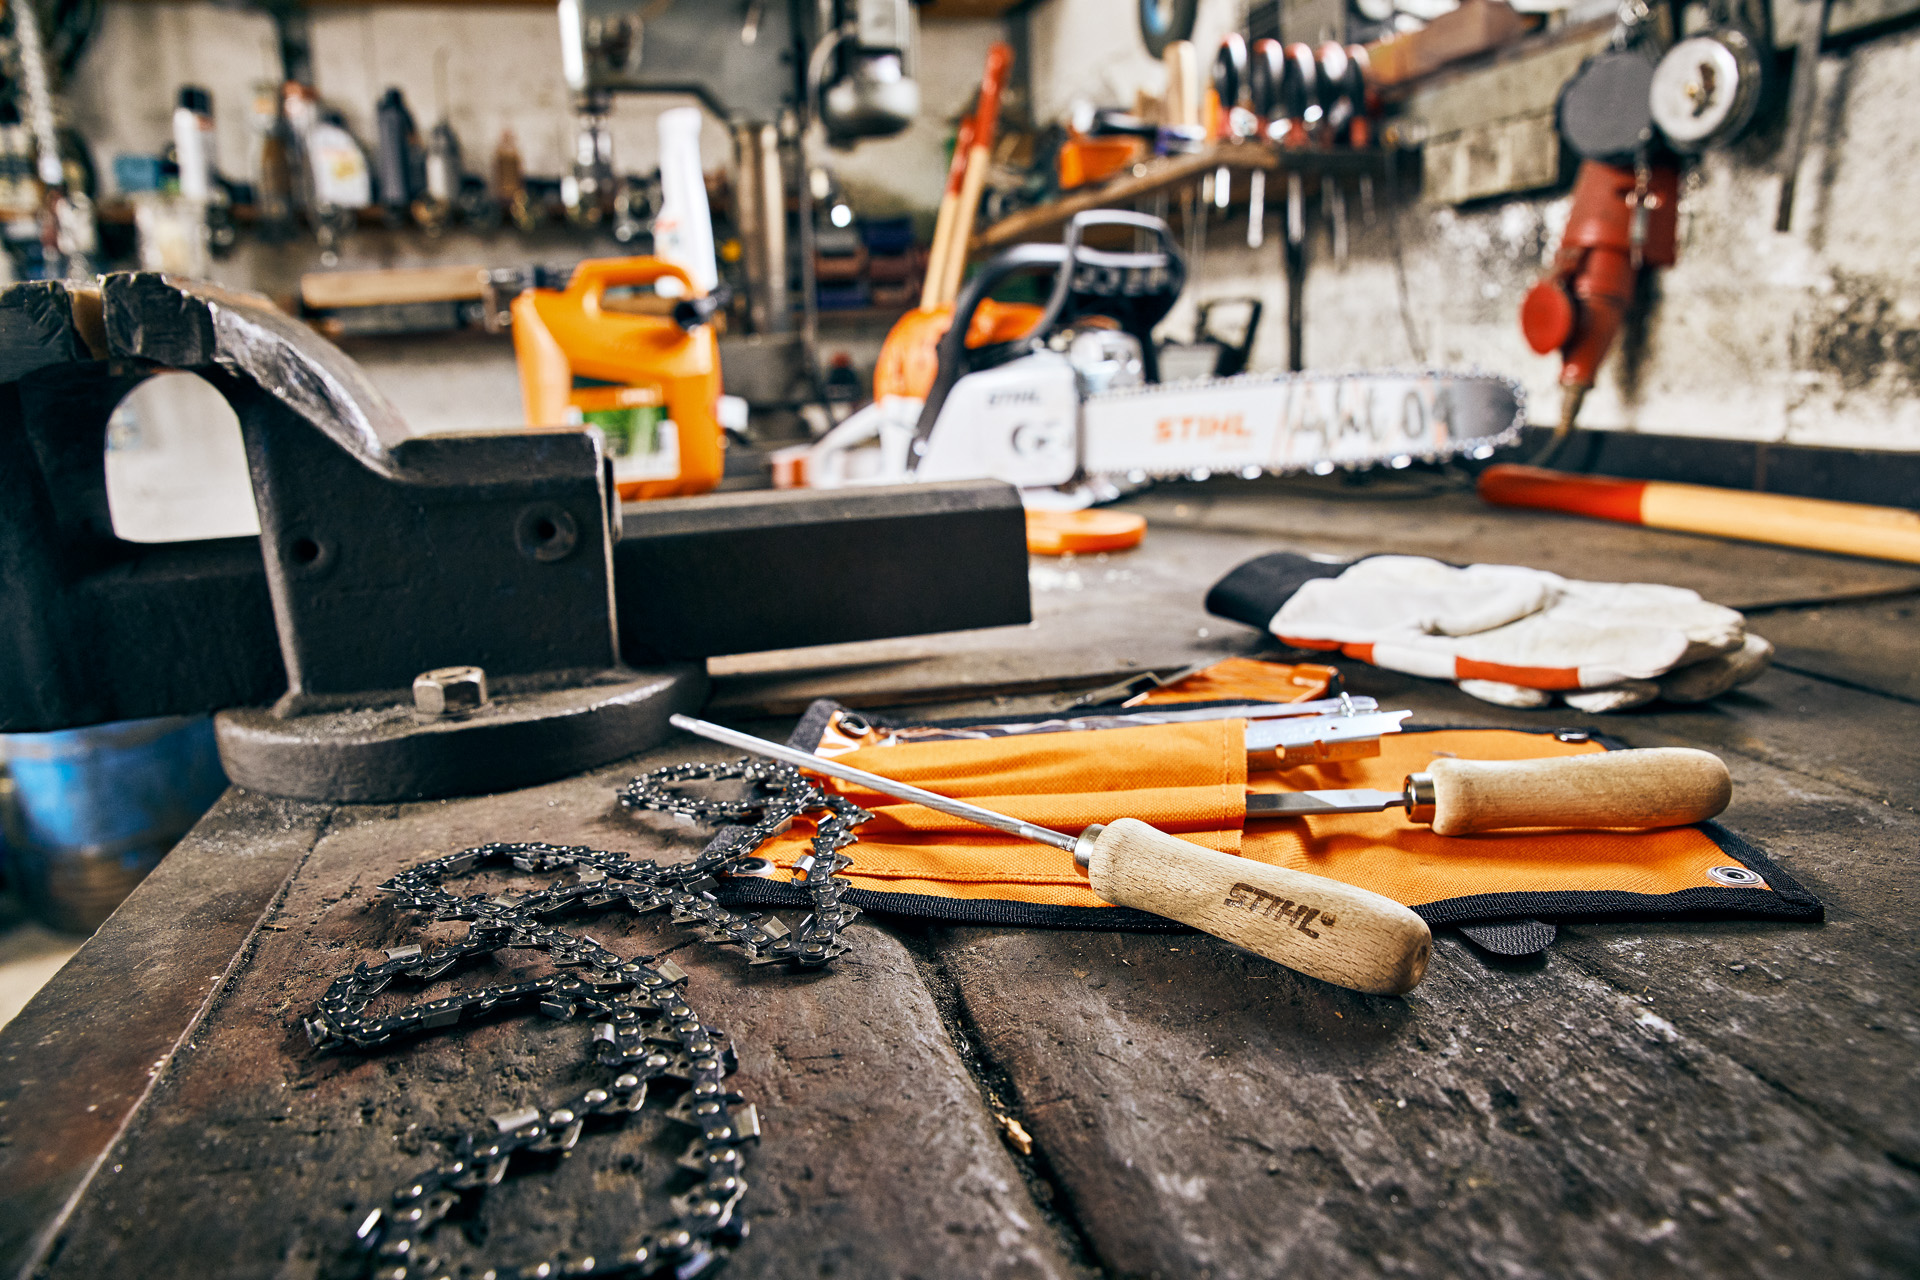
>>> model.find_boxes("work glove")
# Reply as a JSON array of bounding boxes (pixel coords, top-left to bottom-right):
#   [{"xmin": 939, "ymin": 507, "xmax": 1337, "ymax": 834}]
[{"xmin": 1206, "ymin": 552, "xmax": 1772, "ymax": 712}]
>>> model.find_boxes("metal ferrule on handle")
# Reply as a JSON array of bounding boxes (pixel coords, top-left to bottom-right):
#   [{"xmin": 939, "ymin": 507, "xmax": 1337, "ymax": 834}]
[{"xmin": 669, "ymin": 714, "xmax": 1081, "ymax": 853}]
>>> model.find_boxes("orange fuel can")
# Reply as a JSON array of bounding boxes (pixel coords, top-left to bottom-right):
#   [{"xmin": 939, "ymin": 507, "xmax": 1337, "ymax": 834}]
[{"xmin": 512, "ymin": 256, "xmax": 724, "ymax": 500}]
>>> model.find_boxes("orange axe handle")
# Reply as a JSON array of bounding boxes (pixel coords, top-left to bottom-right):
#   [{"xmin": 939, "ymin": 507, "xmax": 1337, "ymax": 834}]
[{"xmin": 1478, "ymin": 464, "xmax": 1920, "ymax": 565}]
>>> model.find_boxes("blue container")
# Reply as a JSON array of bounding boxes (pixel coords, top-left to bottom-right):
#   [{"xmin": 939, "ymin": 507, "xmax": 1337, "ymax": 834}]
[
  {"xmin": 113, "ymin": 153, "xmax": 166, "ymax": 194},
  {"xmin": 0, "ymin": 715, "xmax": 228, "ymax": 932},
  {"xmin": 859, "ymin": 216, "xmax": 915, "ymax": 255}
]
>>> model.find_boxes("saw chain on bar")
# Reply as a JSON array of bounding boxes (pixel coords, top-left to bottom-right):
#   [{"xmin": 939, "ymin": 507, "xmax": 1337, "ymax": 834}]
[
  {"xmin": 304, "ymin": 759, "xmax": 870, "ymax": 1280},
  {"xmin": 1077, "ymin": 367, "xmax": 1527, "ymax": 482}
]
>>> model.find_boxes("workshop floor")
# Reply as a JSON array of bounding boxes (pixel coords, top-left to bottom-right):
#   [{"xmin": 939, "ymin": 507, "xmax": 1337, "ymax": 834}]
[
  {"xmin": 3, "ymin": 473, "xmax": 1916, "ymax": 1279},
  {"xmin": 0, "ymin": 897, "xmax": 81, "ymax": 1032}
]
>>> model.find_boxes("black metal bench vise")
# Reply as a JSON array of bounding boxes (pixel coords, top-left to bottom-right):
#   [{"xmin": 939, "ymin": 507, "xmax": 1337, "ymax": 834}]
[{"xmin": 0, "ymin": 274, "xmax": 1029, "ymax": 801}]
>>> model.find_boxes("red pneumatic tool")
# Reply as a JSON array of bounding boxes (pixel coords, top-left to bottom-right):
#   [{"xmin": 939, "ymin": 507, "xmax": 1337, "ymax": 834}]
[{"xmin": 1519, "ymin": 157, "xmax": 1679, "ymax": 441}]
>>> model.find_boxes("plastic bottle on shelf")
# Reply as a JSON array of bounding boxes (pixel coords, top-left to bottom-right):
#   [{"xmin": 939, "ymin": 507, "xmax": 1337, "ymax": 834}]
[
  {"xmin": 171, "ymin": 85, "xmax": 215, "ymax": 203},
  {"xmin": 652, "ymin": 106, "xmax": 718, "ymax": 295}
]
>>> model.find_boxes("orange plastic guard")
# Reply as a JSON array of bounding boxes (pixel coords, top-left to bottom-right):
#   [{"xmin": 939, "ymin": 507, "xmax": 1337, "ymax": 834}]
[
  {"xmin": 1477, "ymin": 464, "xmax": 1649, "ymax": 525},
  {"xmin": 1025, "ymin": 508, "xmax": 1147, "ymax": 555}
]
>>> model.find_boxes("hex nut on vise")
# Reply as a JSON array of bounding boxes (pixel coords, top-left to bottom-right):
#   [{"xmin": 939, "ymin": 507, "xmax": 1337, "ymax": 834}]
[{"xmin": 413, "ymin": 666, "xmax": 490, "ymax": 719}]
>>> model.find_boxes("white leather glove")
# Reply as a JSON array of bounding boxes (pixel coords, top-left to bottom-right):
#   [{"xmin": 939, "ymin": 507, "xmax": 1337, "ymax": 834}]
[{"xmin": 1207, "ymin": 554, "xmax": 1771, "ymax": 712}]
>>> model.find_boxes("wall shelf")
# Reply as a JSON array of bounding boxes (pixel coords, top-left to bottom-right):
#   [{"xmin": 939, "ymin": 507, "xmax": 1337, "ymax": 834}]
[{"xmin": 971, "ymin": 143, "xmax": 1393, "ymax": 252}]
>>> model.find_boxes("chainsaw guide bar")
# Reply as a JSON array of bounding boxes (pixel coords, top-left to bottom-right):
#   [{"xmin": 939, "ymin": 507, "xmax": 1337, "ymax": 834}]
[{"xmin": 1078, "ymin": 368, "xmax": 1527, "ymax": 482}]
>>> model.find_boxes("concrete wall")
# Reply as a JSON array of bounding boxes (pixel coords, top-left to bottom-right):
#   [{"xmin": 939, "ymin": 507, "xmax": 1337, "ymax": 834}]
[{"xmin": 1024, "ymin": 0, "xmax": 1920, "ymax": 451}]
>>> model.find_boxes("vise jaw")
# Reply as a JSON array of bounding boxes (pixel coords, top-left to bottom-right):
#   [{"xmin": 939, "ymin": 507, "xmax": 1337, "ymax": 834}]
[{"xmin": 0, "ymin": 274, "xmax": 1029, "ymax": 801}]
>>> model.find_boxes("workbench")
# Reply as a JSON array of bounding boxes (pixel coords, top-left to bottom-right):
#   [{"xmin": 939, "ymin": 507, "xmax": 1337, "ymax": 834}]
[{"xmin": 4, "ymin": 475, "xmax": 1916, "ymax": 1279}]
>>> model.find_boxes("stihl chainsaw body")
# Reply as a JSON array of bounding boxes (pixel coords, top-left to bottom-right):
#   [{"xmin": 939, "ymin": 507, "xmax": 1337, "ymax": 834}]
[{"xmin": 809, "ymin": 211, "xmax": 1524, "ymax": 497}]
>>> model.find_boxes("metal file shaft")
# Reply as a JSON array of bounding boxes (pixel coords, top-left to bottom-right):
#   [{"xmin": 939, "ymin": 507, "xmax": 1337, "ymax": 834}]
[{"xmin": 670, "ymin": 714, "xmax": 1080, "ymax": 853}]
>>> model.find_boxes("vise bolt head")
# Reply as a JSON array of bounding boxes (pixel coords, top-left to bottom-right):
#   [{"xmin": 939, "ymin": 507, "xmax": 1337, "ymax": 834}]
[{"xmin": 413, "ymin": 666, "xmax": 490, "ymax": 718}]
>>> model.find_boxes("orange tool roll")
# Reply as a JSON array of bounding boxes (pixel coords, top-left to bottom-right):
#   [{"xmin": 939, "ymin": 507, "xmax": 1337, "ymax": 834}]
[
  {"xmin": 512, "ymin": 256, "xmax": 724, "ymax": 501},
  {"xmin": 1136, "ymin": 656, "xmax": 1337, "ymax": 705},
  {"xmin": 745, "ymin": 713, "xmax": 1819, "ymax": 930}
]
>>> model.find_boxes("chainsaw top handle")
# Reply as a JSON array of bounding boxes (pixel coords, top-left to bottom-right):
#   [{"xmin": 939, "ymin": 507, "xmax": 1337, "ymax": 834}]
[
  {"xmin": 915, "ymin": 210, "xmax": 1186, "ymax": 446},
  {"xmin": 1035, "ymin": 210, "xmax": 1186, "ymax": 382}
]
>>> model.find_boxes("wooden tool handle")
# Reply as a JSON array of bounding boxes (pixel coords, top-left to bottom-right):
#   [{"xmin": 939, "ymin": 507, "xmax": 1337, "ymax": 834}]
[
  {"xmin": 1085, "ymin": 819, "xmax": 1431, "ymax": 995},
  {"xmin": 1425, "ymin": 748, "xmax": 1731, "ymax": 837},
  {"xmin": 1478, "ymin": 464, "xmax": 1920, "ymax": 565},
  {"xmin": 940, "ymin": 43, "xmax": 1013, "ymax": 306}
]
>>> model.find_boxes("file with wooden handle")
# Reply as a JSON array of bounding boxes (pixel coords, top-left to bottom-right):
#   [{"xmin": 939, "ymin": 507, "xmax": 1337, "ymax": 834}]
[
  {"xmin": 670, "ymin": 714, "xmax": 1433, "ymax": 996},
  {"xmin": 1077, "ymin": 818, "xmax": 1431, "ymax": 995},
  {"xmin": 1246, "ymin": 747, "xmax": 1732, "ymax": 835}
]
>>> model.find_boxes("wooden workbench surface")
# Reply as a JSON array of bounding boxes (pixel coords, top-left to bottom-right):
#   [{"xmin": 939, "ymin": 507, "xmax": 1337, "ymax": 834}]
[{"xmin": 4, "ymin": 475, "xmax": 1916, "ymax": 1279}]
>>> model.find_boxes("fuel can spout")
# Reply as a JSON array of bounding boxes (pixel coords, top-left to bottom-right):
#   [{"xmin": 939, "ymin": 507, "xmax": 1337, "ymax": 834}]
[{"xmin": 1520, "ymin": 159, "xmax": 1680, "ymax": 434}]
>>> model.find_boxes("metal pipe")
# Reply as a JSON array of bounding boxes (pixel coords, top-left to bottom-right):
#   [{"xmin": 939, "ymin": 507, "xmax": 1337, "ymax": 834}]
[
  {"xmin": 732, "ymin": 120, "xmax": 790, "ymax": 333},
  {"xmin": 670, "ymin": 714, "xmax": 1080, "ymax": 852}
]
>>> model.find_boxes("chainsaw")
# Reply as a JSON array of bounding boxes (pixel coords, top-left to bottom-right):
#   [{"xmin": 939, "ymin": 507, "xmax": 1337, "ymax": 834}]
[{"xmin": 807, "ymin": 210, "xmax": 1525, "ymax": 500}]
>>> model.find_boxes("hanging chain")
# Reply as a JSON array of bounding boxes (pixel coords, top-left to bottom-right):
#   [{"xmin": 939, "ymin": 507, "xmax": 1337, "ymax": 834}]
[{"xmin": 305, "ymin": 758, "xmax": 871, "ymax": 1280}]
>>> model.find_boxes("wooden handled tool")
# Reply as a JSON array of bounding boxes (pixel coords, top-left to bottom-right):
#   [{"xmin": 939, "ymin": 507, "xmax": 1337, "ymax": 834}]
[
  {"xmin": 1479, "ymin": 464, "xmax": 1920, "ymax": 565},
  {"xmin": 671, "ymin": 714, "xmax": 1432, "ymax": 997},
  {"xmin": 1247, "ymin": 748, "xmax": 1731, "ymax": 836},
  {"xmin": 920, "ymin": 115, "xmax": 976, "ymax": 311},
  {"xmin": 937, "ymin": 42, "xmax": 1012, "ymax": 306}
]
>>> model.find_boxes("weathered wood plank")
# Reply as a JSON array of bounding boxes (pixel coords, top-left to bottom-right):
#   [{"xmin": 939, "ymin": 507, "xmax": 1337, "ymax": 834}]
[
  {"xmin": 929, "ymin": 919, "xmax": 1919, "ymax": 1278},
  {"xmin": 1744, "ymin": 594, "xmax": 1920, "ymax": 703},
  {"xmin": 33, "ymin": 753, "xmax": 1076, "ymax": 1280},
  {"xmin": 0, "ymin": 790, "xmax": 333, "ymax": 1280},
  {"xmin": 1548, "ymin": 755, "xmax": 1920, "ymax": 1169}
]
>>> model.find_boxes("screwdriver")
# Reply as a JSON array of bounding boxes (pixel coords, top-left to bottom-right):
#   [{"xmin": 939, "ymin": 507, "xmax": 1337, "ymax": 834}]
[
  {"xmin": 1246, "ymin": 748, "xmax": 1732, "ymax": 836},
  {"xmin": 670, "ymin": 714, "xmax": 1433, "ymax": 997}
]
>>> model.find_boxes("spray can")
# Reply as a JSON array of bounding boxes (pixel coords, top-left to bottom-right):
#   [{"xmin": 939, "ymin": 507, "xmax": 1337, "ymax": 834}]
[
  {"xmin": 172, "ymin": 86, "xmax": 216, "ymax": 202},
  {"xmin": 374, "ymin": 87, "xmax": 422, "ymax": 216},
  {"xmin": 652, "ymin": 106, "xmax": 719, "ymax": 295}
]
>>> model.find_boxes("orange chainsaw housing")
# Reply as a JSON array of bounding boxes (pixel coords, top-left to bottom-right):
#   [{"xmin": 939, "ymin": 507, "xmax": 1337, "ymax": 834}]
[
  {"xmin": 512, "ymin": 256, "xmax": 724, "ymax": 501},
  {"xmin": 873, "ymin": 299, "xmax": 1045, "ymax": 400}
]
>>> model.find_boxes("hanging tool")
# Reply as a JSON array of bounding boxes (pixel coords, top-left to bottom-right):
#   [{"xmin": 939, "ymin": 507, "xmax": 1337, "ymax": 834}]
[
  {"xmin": 1188, "ymin": 296, "xmax": 1264, "ymax": 377},
  {"xmin": 670, "ymin": 714, "xmax": 1434, "ymax": 996},
  {"xmin": 1247, "ymin": 748, "xmax": 1731, "ymax": 836},
  {"xmin": 1524, "ymin": 10, "xmax": 1676, "ymax": 449},
  {"xmin": 1774, "ymin": 0, "xmax": 1832, "ymax": 230},
  {"xmin": 1519, "ymin": 158, "xmax": 1678, "ymax": 442},
  {"xmin": 1246, "ymin": 167, "xmax": 1266, "ymax": 248},
  {"xmin": 1316, "ymin": 43, "xmax": 1361, "ymax": 265},
  {"xmin": 921, "ymin": 115, "xmax": 975, "ymax": 311}
]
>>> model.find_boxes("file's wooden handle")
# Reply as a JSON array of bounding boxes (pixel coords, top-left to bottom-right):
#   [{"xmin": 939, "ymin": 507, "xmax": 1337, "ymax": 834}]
[
  {"xmin": 1084, "ymin": 819, "xmax": 1431, "ymax": 995},
  {"xmin": 1425, "ymin": 748, "xmax": 1731, "ymax": 836}
]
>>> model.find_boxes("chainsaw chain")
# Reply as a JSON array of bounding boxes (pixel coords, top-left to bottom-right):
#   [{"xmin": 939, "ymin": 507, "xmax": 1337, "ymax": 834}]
[{"xmin": 306, "ymin": 758, "xmax": 872, "ymax": 1280}]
